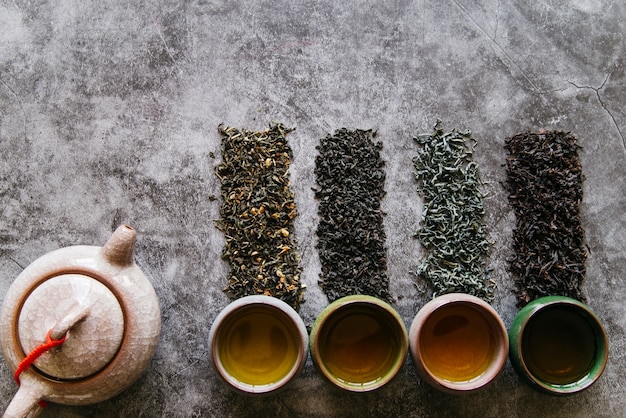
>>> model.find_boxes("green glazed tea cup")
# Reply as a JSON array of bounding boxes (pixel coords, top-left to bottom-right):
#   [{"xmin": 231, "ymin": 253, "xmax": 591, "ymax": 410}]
[
  {"xmin": 209, "ymin": 295, "xmax": 308, "ymax": 395},
  {"xmin": 310, "ymin": 295, "xmax": 408, "ymax": 392},
  {"xmin": 508, "ymin": 295, "xmax": 608, "ymax": 395}
]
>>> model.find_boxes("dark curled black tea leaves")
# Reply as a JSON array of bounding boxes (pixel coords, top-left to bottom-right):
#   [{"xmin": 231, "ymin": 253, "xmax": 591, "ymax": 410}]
[
  {"xmin": 215, "ymin": 123, "xmax": 305, "ymax": 311},
  {"xmin": 504, "ymin": 131, "xmax": 587, "ymax": 306},
  {"xmin": 413, "ymin": 120, "xmax": 494, "ymax": 301},
  {"xmin": 314, "ymin": 128, "xmax": 392, "ymax": 303}
]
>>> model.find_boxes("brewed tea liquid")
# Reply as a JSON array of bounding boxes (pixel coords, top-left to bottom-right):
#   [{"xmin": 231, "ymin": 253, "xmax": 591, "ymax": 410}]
[
  {"xmin": 522, "ymin": 306, "xmax": 596, "ymax": 384},
  {"xmin": 420, "ymin": 304, "xmax": 495, "ymax": 382},
  {"xmin": 321, "ymin": 309, "xmax": 398, "ymax": 385},
  {"xmin": 219, "ymin": 307, "xmax": 299, "ymax": 386}
]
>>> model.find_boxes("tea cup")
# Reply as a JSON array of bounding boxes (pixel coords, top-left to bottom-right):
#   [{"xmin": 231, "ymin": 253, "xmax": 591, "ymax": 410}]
[
  {"xmin": 409, "ymin": 293, "xmax": 508, "ymax": 393},
  {"xmin": 208, "ymin": 295, "xmax": 308, "ymax": 395},
  {"xmin": 309, "ymin": 295, "xmax": 408, "ymax": 392},
  {"xmin": 508, "ymin": 295, "xmax": 608, "ymax": 395}
]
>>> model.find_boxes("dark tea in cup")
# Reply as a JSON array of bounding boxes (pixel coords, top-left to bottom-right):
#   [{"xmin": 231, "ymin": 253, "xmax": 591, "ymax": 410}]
[
  {"xmin": 509, "ymin": 296, "xmax": 608, "ymax": 395},
  {"xmin": 522, "ymin": 305, "xmax": 596, "ymax": 384}
]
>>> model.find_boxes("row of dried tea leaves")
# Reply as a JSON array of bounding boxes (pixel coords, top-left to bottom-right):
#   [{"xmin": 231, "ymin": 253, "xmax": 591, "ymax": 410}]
[
  {"xmin": 314, "ymin": 128, "xmax": 392, "ymax": 303},
  {"xmin": 504, "ymin": 131, "xmax": 587, "ymax": 306},
  {"xmin": 413, "ymin": 121, "xmax": 494, "ymax": 301},
  {"xmin": 215, "ymin": 123, "xmax": 305, "ymax": 311}
]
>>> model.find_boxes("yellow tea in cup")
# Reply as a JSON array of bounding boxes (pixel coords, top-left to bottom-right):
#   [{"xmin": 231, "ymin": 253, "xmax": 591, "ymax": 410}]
[
  {"xmin": 209, "ymin": 296, "xmax": 308, "ymax": 394},
  {"xmin": 419, "ymin": 303, "xmax": 496, "ymax": 382},
  {"xmin": 218, "ymin": 306, "xmax": 299, "ymax": 385}
]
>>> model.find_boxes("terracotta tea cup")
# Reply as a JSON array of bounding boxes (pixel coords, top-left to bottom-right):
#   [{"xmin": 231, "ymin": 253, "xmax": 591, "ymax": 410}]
[
  {"xmin": 0, "ymin": 225, "xmax": 161, "ymax": 418},
  {"xmin": 208, "ymin": 295, "xmax": 308, "ymax": 395},
  {"xmin": 409, "ymin": 293, "xmax": 508, "ymax": 394},
  {"xmin": 309, "ymin": 295, "xmax": 408, "ymax": 392},
  {"xmin": 508, "ymin": 295, "xmax": 608, "ymax": 395}
]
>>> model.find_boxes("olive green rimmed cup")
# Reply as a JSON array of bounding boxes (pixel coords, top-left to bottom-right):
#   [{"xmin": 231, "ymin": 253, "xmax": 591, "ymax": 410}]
[
  {"xmin": 408, "ymin": 293, "xmax": 509, "ymax": 394},
  {"xmin": 309, "ymin": 295, "xmax": 408, "ymax": 392},
  {"xmin": 508, "ymin": 295, "xmax": 608, "ymax": 396},
  {"xmin": 208, "ymin": 295, "xmax": 308, "ymax": 395}
]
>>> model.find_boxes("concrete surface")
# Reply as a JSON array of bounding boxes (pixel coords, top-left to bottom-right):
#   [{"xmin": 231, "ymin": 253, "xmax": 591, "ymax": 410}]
[{"xmin": 1, "ymin": 0, "xmax": 624, "ymax": 416}]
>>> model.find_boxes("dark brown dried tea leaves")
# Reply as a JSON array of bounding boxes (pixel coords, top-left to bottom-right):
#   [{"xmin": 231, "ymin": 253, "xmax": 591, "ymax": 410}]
[
  {"xmin": 216, "ymin": 123, "xmax": 305, "ymax": 310},
  {"xmin": 504, "ymin": 131, "xmax": 587, "ymax": 306},
  {"xmin": 314, "ymin": 128, "xmax": 392, "ymax": 303},
  {"xmin": 413, "ymin": 120, "xmax": 494, "ymax": 302}
]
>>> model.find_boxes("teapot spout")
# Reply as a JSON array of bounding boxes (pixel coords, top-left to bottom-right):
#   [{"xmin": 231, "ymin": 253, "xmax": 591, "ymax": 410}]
[{"xmin": 101, "ymin": 225, "xmax": 136, "ymax": 267}]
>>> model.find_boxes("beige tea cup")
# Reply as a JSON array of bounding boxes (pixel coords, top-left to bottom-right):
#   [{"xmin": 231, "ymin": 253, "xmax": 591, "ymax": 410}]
[
  {"xmin": 209, "ymin": 295, "xmax": 308, "ymax": 395},
  {"xmin": 409, "ymin": 293, "xmax": 508, "ymax": 394}
]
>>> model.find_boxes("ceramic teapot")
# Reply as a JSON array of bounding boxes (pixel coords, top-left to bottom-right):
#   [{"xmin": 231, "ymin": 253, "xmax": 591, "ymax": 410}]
[{"xmin": 0, "ymin": 225, "xmax": 161, "ymax": 417}]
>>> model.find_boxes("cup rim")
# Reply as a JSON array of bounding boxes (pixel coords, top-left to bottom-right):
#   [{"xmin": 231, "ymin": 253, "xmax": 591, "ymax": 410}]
[
  {"xmin": 310, "ymin": 295, "xmax": 409, "ymax": 392},
  {"xmin": 513, "ymin": 296, "xmax": 609, "ymax": 395},
  {"xmin": 409, "ymin": 293, "xmax": 509, "ymax": 393},
  {"xmin": 208, "ymin": 295, "xmax": 308, "ymax": 395}
]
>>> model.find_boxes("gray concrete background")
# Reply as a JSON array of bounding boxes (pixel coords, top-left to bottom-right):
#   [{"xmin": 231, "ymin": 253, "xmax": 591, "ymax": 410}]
[{"xmin": 1, "ymin": 0, "xmax": 624, "ymax": 416}]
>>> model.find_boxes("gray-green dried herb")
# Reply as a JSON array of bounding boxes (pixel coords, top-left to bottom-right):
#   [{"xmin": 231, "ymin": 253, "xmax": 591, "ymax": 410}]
[
  {"xmin": 215, "ymin": 123, "xmax": 305, "ymax": 310},
  {"xmin": 504, "ymin": 131, "xmax": 586, "ymax": 306},
  {"xmin": 413, "ymin": 120, "xmax": 494, "ymax": 301}
]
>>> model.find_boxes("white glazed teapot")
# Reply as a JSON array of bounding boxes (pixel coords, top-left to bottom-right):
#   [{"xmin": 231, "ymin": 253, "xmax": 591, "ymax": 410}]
[{"xmin": 0, "ymin": 225, "xmax": 161, "ymax": 417}]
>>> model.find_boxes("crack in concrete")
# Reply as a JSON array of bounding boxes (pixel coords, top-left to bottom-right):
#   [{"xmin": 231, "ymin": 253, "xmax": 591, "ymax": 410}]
[
  {"xmin": 566, "ymin": 70, "xmax": 625, "ymax": 150},
  {"xmin": 450, "ymin": 0, "xmax": 544, "ymax": 97},
  {"xmin": 493, "ymin": 0, "xmax": 500, "ymax": 41},
  {"xmin": 154, "ymin": 24, "xmax": 182, "ymax": 74},
  {"xmin": 8, "ymin": 256, "xmax": 24, "ymax": 270}
]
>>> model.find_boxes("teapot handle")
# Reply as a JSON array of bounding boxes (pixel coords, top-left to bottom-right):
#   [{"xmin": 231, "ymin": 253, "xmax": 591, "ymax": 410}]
[{"xmin": 4, "ymin": 371, "xmax": 46, "ymax": 418}]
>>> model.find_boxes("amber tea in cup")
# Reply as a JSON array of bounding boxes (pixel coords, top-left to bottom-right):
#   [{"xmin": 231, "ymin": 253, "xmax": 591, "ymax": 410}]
[
  {"xmin": 310, "ymin": 295, "xmax": 408, "ymax": 392},
  {"xmin": 409, "ymin": 293, "xmax": 508, "ymax": 393},
  {"xmin": 508, "ymin": 296, "xmax": 608, "ymax": 395},
  {"xmin": 209, "ymin": 295, "xmax": 308, "ymax": 395},
  {"xmin": 420, "ymin": 303, "xmax": 495, "ymax": 381}
]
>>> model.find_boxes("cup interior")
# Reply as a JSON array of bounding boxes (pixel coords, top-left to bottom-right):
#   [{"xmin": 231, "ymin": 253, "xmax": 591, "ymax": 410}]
[
  {"xmin": 311, "ymin": 297, "xmax": 408, "ymax": 392},
  {"xmin": 211, "ymin": 299, "xmax": 306, "ymax": 394},
  {"xmin": 517, "ymin": 302, "xmax": 608, "ymax": 393},
  {"xmin": 410, "ymin": 295, "xmax": 508, "ymax": 393}
]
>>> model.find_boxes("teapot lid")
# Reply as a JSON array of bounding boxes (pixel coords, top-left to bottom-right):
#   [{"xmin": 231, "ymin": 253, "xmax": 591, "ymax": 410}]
[{"xmin": 17, "ymin": 274, "xmax": 125, "ymax": 380}]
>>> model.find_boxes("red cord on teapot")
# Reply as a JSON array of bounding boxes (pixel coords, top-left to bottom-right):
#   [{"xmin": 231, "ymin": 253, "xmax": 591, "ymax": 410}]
[{"xmin": 14, "ymin": 329, "xmax": 67, "ymax": 408}]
